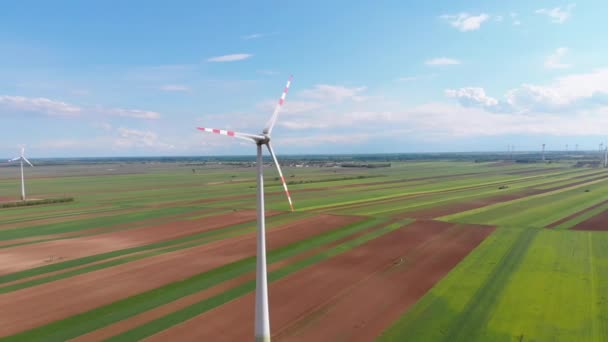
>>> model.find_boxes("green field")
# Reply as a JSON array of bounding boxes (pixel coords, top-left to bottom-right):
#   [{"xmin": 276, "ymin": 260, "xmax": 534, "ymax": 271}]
[{"xmin": 1, "ymin": 159, "xmax": 607, "ymax": 341}]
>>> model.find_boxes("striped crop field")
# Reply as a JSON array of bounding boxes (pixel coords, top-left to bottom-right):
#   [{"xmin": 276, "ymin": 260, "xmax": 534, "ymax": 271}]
[{"xmin": 1, "ymin": 160, "xmax": 607, "ymax": 341}]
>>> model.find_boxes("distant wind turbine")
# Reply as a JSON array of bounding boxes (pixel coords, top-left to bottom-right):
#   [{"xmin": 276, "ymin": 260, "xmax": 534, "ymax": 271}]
[
  {"xmin": 542, "ymin": 144, "xmax": 546, "ymax": 162},
  {"xmin": 196, "ymin": 76, "xmax": 294, "ymax": 342},
  {"xmin": 8, "ymin": 147, "xmax": 34, "ymax": 201}
]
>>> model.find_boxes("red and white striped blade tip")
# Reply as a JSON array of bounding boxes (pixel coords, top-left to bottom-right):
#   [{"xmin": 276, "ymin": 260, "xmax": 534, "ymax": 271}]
[{"xmin": 196, "ymin": 127, "xmax": 236, "ymax": 137}]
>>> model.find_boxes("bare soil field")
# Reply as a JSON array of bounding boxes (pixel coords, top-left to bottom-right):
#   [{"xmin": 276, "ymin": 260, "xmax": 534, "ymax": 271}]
[
  {"xmin": 145, "ymin": 220, "xmax": 494, "ymax": 342},
  {"xmin": 571, "ymin": 210, "xmax": 608, "ymax": 231},
  {"xmin": 0, "ymin": 209, "xmax": 275, "ymax": 275},
  {"xmin": 0, "ymin": 214, "xmax": 361, "ymax": 337}
]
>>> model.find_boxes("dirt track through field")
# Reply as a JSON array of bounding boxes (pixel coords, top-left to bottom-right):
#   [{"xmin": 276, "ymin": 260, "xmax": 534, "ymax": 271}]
[
  {"xmin": 145, "ymin": 220, "xmax": 494, "ymax": 342},
  {"xmin": 0, "ymin": 214, "xmax": 361, "ymax": 337},
  {"xmin": 0, "ymin": 209, "xmax": 276, "ymax": 275}
]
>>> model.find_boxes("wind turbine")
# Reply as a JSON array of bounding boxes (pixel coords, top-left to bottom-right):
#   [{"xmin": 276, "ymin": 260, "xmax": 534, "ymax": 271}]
[
  {"xmin": 8, "ymin": 147, "xmax": 34, "ymax": 201},
  {"xmin": 542, "ymin": 143, "xmax": 546, "ymax": 162},
  {"xmin": 196, "ymin": 76, "xmax": 294, "ymax": 342}
]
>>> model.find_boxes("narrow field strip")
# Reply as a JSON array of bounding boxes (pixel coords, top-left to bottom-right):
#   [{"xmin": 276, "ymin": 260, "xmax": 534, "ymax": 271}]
[
  {"xmin": 545, "ymin": 200, "xmax": 608, "ymax": 229},
  {"xmin": 440, "ymin": 177, "xmax": 608, "ymax": 226},
  {"xmin": 325, "ymin": 168, "xmax": 593, "ymax": 217},
  {"xmin": 309, "ymin": 168, "xmax": 590, "ymax": 213},
  {"xmin": 0, "ymin": 206, "xmax": 204, "ymax": 242},
  {"xmin": 0, "ymin": 206, "xmax": 119, "ymax": 228},
  {"xmin": 0, "ymin": 207, "xmax": 226, "ymax": 249},
  {"xmin": 572, "ymin": 209, "xmax": 608, "ymax": 231},
  {"xmin": 0, "ymin": 212, "xmax": 304, "ymax": 289},
  {"xmin": 0, "ymin": 215, "xmax": 373, "ymax": 340},
  {"xmin": 0, "ymin": 209, "xmax": 273, "ymax": 275}
]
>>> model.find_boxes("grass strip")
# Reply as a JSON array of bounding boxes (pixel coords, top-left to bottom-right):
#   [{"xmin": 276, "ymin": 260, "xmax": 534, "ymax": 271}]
[{"xmin": 0, "ymin": 206, "xmax": 201, "ymax": 241}]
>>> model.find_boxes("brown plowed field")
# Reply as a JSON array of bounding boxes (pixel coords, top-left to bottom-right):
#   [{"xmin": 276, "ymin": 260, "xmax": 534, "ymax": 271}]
[
  {"xmin": 71, "ymin": 217, "xmax": 384, "ymax": 341},
  {"xmin": 146, "ymin": 220, "xmax": 494, "ymax": 342},
  {"xmin": 0, "ymin": 209, "xmax": 275, "ymax": 275},
  {"xmin": 0, "ymin": 214, "xmax": 361, "ymax": 337},
  {"xmin": 572, "ymin": 210, "xmax": 608, "ymax": 231}
]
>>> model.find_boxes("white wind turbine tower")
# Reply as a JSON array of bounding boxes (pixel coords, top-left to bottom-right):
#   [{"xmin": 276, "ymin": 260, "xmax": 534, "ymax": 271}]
[
  {"xmin": 8, "ymin": 147, "xmax": 34, "ymax": 201},
  {"xmin": 196, "ymin": 76, "xmax": 294, "ymax": 342},
  {"xmin": 542, "ymin": 143, "xmax": 546, "ymax": 162}
]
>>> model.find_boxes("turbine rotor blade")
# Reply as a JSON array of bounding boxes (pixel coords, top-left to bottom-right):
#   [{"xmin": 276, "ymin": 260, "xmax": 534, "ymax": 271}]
[
  {"xmin": 8, "ymin": 157, "xmax": 20, "ymax": 162},
  {"xmin": 263, "ymin": 76, "xmax": 292, "ymax": 135},
  {"xmin": 22, "ymin": 157, "xmax": 33, "ymax": 167},
  {"xmin": 196, "ymin": 127, "xmax": 264, "ymax": 143},
  {"xmin": 266, "ymin": 143, "xmax": 294, "ymax": 212},
  {"xmin": 20, "ymin": 147, "xmax": 25, "ymax": 157}
]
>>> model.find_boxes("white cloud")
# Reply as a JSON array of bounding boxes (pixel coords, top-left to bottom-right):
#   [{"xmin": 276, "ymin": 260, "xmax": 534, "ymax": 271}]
[
  {"xmin": 115, "ymin": 127, "xmax": 174, "ymax": 149},
  {"xmin": 0, "ymin": 95, "xmax": 161, "ymax": 120},
  {"xmin": 94, "ymin": 122, "xmax": 113, "ymax": 131},
  {"xmin": 544, "ymin": 47, "xmax": 571, "ymax": 69},
  {"xmin": 440, "ymin": 13, "xmax": 490, "ymax": 31},
  {"xmin": 425, "ymin": 57, "xmax": 461, "ymax": 66},
  {"xmin": 0, "ymin": 95, "xmax": 81, "ymax": 117},
  {"xmin": 445, "ymin": 68, "xmax": 608, "ymax": 115},
  {"xmin": 242, "ymin": 33, "xmax": 264, "ymax": 40},
  {"xmin": 280, "ymin": 133, "xmax": 372, "ymax": 146},
  {"xmin": 299, "ymin": 84, "xmax": 368, "ymax": 102},
  {"xmin": 397, "ymin": 76, "xmax": 417, "ymax": 81},
  {"xmin": 536, "ymin": 4, "xmax": 575, "ymax": 24},
  {"xmin": 445, "ymin": 87, "xmax": 499, "ymax": 107},
  {"xmin": 255, "ymin": 100, "xmax": 325, "ymax": 123},
  {"xmin": 103, "ymin": 107, "xmax": 161, "ymax": 120},
  {"xmin": 207, "ymin": 54, "xmax": 253, "ymax": 62},
  {"xmin": 510, "ymin": 12, "xmax": 521, "ymax": 26},
  {"xmin": 159, "ymin": 84, "xmax": 190, "ymax": 92}
]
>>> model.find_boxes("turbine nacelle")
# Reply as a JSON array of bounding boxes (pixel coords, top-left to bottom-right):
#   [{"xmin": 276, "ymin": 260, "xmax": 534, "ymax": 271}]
[
  {"xmin": 196, "ymin": 75, "xmax": 295, "ymax": 212},
  {"xmin": 256, "ymin": 134, "xmax": 271, "ymax": 145}
]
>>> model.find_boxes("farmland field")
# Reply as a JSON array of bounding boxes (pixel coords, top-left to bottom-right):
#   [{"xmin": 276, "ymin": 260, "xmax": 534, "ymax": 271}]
[{"xmin": 1, "ymin": 159, "xmax": 607, "ymax": 341}]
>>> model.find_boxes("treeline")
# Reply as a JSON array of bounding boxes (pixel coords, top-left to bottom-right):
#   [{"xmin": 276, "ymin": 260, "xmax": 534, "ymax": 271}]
[
  {"xmin": 284, "ymin": 175, "xmax": 382, "ymax": 185},
  {"xmin": 0, "ymin": 197, "xmax": 74, "ymax": 209},
  {"xmin": 340, "ymin": 163, "xmax": 391, "ymax": 168}
]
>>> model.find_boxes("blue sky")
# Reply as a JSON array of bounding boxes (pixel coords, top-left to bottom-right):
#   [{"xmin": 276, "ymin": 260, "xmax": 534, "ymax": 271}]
[{"xmin": 2, "ymin": 1, "xmax": 608, "ymax": 157}]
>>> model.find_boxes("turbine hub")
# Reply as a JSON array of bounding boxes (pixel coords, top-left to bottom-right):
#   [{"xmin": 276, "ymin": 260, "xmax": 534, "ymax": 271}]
[{"xmin": 258, "ymin": 134, "xmax": 271, "ymax": 145}]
